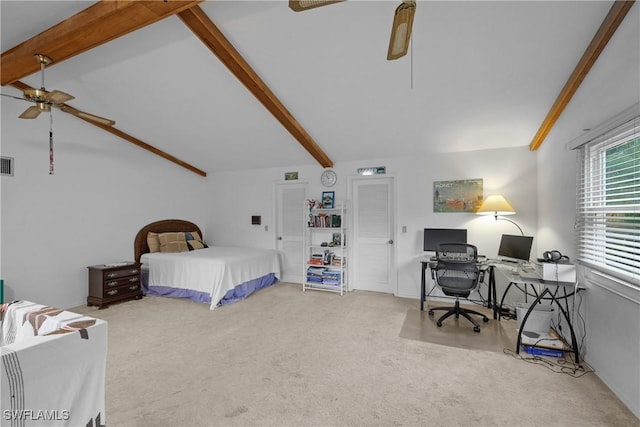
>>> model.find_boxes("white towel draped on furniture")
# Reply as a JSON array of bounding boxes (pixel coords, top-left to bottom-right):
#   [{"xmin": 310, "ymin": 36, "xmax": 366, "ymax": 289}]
[{"xmin": 1, "ymin": 301, "xmax": 107, "ymax": 427}]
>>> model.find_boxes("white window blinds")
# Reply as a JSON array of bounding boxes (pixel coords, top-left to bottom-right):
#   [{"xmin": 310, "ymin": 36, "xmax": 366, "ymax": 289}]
[{"xmin": 575, "ymin": 111, "xmax": 640, "ymax": 286}]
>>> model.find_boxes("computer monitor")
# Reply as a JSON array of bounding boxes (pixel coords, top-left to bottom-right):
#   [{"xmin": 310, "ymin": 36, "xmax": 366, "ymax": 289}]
[
  {"xmin": 497, "ymin": 234, "xmax": 534, "ymax": 262},
  {"xmin": 423, "ymin": 228, "xmax": 467, "ymax": 252}
]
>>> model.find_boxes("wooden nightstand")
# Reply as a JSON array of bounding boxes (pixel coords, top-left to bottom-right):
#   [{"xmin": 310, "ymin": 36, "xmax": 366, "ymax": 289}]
[{"xmin": 87, "ymin": 262, "xmax": 142, "ymax": 309}]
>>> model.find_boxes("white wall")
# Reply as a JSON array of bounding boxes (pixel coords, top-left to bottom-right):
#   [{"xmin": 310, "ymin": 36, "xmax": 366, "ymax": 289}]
[
  {"xmin": 0, "ymin": 100, "xmax": 211, "ymax": 309},
  {"xmin": 207, "ymin": 146, "xmax": 537, "ymax": 300},
  {"xmin": 537, "ymin": 126, "xmax": 640, "ymax": 418}
]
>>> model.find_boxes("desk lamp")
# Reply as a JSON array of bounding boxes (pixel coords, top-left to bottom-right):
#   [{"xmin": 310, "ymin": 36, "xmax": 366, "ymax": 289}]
[{"xmin": 476, "ymin": 195, "xmax": 524, "ymax": 236}]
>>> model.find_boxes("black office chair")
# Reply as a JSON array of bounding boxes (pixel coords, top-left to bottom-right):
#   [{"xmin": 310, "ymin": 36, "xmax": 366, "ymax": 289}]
[{"xmin": 429, "ymin": 243, "xmax": 488, "ymax": 332}]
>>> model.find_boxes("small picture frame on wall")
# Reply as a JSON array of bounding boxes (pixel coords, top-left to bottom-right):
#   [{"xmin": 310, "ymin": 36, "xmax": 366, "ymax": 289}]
[
  {"xmin": 322, "ymin": 191, "xmax": 335, "ymax": 209},
  {"xmin": 285, "ymin": 171, "xmax": 298, "ymax": 180}
]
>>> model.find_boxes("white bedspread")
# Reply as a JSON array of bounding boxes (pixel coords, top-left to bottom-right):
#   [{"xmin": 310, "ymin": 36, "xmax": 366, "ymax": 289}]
[{"xmin": 143, "ymin": 246, "xmax": 280, "ymax": 309}]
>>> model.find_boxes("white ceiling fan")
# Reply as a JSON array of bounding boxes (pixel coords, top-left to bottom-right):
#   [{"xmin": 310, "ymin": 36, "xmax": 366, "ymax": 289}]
[
  {"xmin": 1, "ymin": 54, "xmax": 115, "ymax": 126},
  {"xmin": 288, "ymin": 0, "xmax": 417, "ymax": 60}
]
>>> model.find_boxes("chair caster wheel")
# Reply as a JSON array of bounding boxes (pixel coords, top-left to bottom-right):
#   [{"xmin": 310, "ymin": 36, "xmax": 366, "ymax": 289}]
[
  {"xmin": 428, "ymin": 310, "xmax": 434, "ymax": 316},
  {"xmin": 482, "ymin": 317, "xmax": 489, "ymax": 323},
  {"xmin": 473, "ymin": 326, "xmax": 481, "ymax": 332},
  {"xmin": 436, "ymin": 321, "xmax": 443, "ymax": 327}
]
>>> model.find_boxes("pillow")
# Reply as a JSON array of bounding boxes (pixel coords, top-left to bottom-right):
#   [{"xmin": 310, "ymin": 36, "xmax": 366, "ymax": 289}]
[
  {"xmin": 185, "ymin": 231, "xmax": 202, "ymax": 242},
  {"xmin": 158, "ymin": 232, "xmax": 188, "ymax": 253},
  {"xmin": 187, "ymin": 240, "xmax": 208, "ymax": 250},
  {"xmin": 147, "ymin": 232, "xmax": 161, "ymax": 253},
  {"xmin": 185, "ymin": 230, "xmax": 208, "ymax": 250}
]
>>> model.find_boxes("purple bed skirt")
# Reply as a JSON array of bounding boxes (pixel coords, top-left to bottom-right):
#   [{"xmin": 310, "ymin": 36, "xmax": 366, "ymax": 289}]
[{"xmin": 141, "ymin": 271, "xmax": 278, "ymax": 307}]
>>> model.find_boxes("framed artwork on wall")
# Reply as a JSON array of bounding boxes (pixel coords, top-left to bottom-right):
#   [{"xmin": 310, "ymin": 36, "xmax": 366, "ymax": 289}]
[
  {"xmin": 322, "ymin": 191, "xmax": 335, "ymax": 209},
  {"xmin": 433, "ymin": 179, "xmax": 483, "ymax": 213}
]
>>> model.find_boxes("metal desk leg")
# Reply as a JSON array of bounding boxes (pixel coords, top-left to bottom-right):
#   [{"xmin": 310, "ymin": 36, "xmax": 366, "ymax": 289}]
[
  {"xmin": 420, "ymin": 262, "xmax": 426, "ymax": 311},
  {"xmin": 498, "ymin": 281, "xmax": 515, "ymax": 321},
  {"xmin": 489, "ymin": 266, "xmax": 497, "ymax": 319},
  {"xmin": 515, "ymin": 288, "xmax": 580, "ymax": 363}
]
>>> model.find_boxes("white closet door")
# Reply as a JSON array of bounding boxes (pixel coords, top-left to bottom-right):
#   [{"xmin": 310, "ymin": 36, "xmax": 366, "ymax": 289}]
[
  {"xmin": 275, "ymin": 182, "xmax": 309, "ymax": 284},
  {"xmin": 351, "ymin": 176, "xmax": 396, "ymax": 294}
]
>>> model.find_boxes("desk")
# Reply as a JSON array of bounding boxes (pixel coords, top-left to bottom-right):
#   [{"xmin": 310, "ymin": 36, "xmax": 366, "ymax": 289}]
[
  {"xmin": 419, "ymin": 257, "xmax": 497, "ymax": 319},
  {"xmin": 496, "ymin": 267, "xmax": 582, "ymax": 363}
]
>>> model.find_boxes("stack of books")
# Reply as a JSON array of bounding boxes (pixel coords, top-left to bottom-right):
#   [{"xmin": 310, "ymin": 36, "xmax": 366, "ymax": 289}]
[
  {"xmin": 308, "ymin": 253, "xmax": 324, "ymax": 265},
  {"xmin": 306, "ymin": 266, "xmax": 325, "ymax": 283},
  {"xmin": 306, "ymin": 267, "xmax": 342, "ymax": 286},
  {"xmin": 331, "ymin": 255, "xmax": 346, "ymax": 267},
  {"xmin": 321, "ymin": 270, "xmax": 341, "ymax": 286}
]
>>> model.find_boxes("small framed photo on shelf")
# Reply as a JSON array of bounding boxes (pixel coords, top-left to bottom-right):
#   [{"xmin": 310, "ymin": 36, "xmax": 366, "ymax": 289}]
[{"xmin": 321, "ymin": 191, "xmax": 335, "ymax": 209}]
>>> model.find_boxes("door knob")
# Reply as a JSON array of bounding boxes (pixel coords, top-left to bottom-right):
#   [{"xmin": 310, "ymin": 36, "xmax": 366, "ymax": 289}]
[{"xmin": 388, "ymin": 239, "xmax": 394, "ymax": 244}]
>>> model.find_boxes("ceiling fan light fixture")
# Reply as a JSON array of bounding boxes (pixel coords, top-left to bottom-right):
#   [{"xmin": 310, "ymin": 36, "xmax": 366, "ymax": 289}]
[
  {"xmin": 289, "ymin": 0, "xmax": 344, "ymax": 12},
  {"xmin": 23, "ymin": 87, "xmax": 48, "ymax": 102},
  {"xmin": 387, "ymin": 1, "xmax": 416, "ymax": 60},
  {"xmin": 38, "ymin": 102, "xmax": 51, "ymax": 113}
]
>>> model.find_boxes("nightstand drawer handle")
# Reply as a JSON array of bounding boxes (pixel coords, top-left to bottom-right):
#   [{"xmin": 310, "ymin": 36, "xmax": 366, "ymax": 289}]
[
  {"xmin": 129, "ymin": 269, "xmax": 139, "ymax": 274},
  {"xmin": 107, "ymin": 281, "xmax": 118, "ymax": 287},
  {"xmin": 107, "ymin": 273, "xmax": 117, "ymax": 278},
  {"xmin": 107, "ymin": 289, "xmax": 118, "ymax": 296},
  {"xmin": 129, "ymin": 277, "xmax": 139, "ymax": 283},
  {"xmin": 129, "ymin": 285, "xmax": 139, "ymax": 291}
]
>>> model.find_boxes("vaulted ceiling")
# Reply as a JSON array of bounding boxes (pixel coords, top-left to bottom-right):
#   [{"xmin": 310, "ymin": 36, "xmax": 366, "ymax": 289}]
[{"xmin": 1, "ymin": 1, "xmax": 638, "ymax": 176}]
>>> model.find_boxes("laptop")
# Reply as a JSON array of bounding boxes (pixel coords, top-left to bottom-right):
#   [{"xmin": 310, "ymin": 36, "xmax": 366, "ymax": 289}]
[{"xmin": 496, "ymin": 234, "xmax": 534, "ymax": 264}]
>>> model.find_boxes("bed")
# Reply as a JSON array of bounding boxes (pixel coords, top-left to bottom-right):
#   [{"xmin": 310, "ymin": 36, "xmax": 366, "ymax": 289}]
[{"xmin": 134, "ymin": 219, "xmax": 280, "ymax": 310}]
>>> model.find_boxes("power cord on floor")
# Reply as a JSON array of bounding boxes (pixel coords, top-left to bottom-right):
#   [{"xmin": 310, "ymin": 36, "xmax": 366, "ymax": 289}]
[{"xmin": 502, "ymin": 347, "xmax": 595, "ymax": 378}]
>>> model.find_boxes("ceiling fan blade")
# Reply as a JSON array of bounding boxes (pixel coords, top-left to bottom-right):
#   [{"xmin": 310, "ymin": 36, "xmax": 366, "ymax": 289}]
[
  {"xmin": 387, "ymin": 1, "xmax": 416, "ymax": 60},
  {"xmin": 46, "ymin": 90, "xmax": 75, "ymax": 104},
  {"xmin": 58, "ymin": 105, "xmax": 115, "ymax": 126},
  {"xmin": 0, "ymin": 93, "xmax": 29, "ymax": 101},
  {"xmin": 19, "ymin": 105, "xmax": 42, "ymax": 119},
  {"xmin": 289, "ymin": 0, "xmax": 345, "ymax": 12}
]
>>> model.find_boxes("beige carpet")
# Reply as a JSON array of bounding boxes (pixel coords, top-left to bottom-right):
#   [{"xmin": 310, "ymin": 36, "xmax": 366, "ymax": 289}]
[
  {"xmin": 72, "ymin": 283, "xmax": 638, "ymax": 427},
  {"xmin": 400, "ymin": 302, "xmax": 516, "ymax": 353}
]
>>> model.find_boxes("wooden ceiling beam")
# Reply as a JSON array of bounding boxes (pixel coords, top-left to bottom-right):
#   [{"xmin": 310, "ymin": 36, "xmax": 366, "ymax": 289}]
[
  {"xmin": 81, "ymin": 118, "xmax": 208, "ymax": 177},
  {"xmin": 1, "ymin": 0, "xmax": 203, "ymax": 86},
  {"xmin": 177, "ymin": 6, "xmax": 334, "ymax": 168},
  {"xmin": 9, "ymin": 80, "xmax": 207, "ymax": 177},
  {"xmin": 529, "ymin": 0, "xmax": 635, "ymax": 151}
]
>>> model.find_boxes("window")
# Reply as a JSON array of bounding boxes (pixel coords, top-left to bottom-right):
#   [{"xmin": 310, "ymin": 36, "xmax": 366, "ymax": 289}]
[{"xmin": 575, "ymin": 111, "xmax": 639, "ymax": 286}]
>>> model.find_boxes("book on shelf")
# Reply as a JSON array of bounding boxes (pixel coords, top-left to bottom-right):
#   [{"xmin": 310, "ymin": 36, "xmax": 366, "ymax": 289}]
[
  {"xmin": 331, "ymin": 255, "xmax": 346, "ymax": 266},
  {"xmin": 309, "ymin": 213, "xmax": 342, "ymax": 228}
]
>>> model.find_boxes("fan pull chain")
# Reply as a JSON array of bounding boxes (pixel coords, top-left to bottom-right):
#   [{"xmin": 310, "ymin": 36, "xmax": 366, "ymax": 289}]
[{"xmin": 49, "ymin": 112, "xmax": 54, "ymax": 175}]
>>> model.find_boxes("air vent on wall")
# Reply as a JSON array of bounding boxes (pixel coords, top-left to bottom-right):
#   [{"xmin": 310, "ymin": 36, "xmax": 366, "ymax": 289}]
[{"xmin": 1, "ymin": 157, "xmax": 14, "ymax": 176}]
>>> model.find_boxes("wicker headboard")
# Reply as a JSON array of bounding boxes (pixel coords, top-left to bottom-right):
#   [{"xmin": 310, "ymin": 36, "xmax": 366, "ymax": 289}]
[{"xmin": 134, "ymin": 219, "xmax": 202, "ymax": 263}]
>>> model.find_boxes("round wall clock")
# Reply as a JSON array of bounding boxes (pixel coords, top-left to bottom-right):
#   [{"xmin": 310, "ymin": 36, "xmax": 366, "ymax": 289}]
[{"xmin": 321, "ymin": 169, "xmax": 337, "ymax": 187}]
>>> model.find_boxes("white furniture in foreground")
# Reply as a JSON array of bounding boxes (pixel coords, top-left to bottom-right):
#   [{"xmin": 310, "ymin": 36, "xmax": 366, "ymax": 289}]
[{"xmin": 1, "ymin": 301, "xmax": 107, "ymax": 427}]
